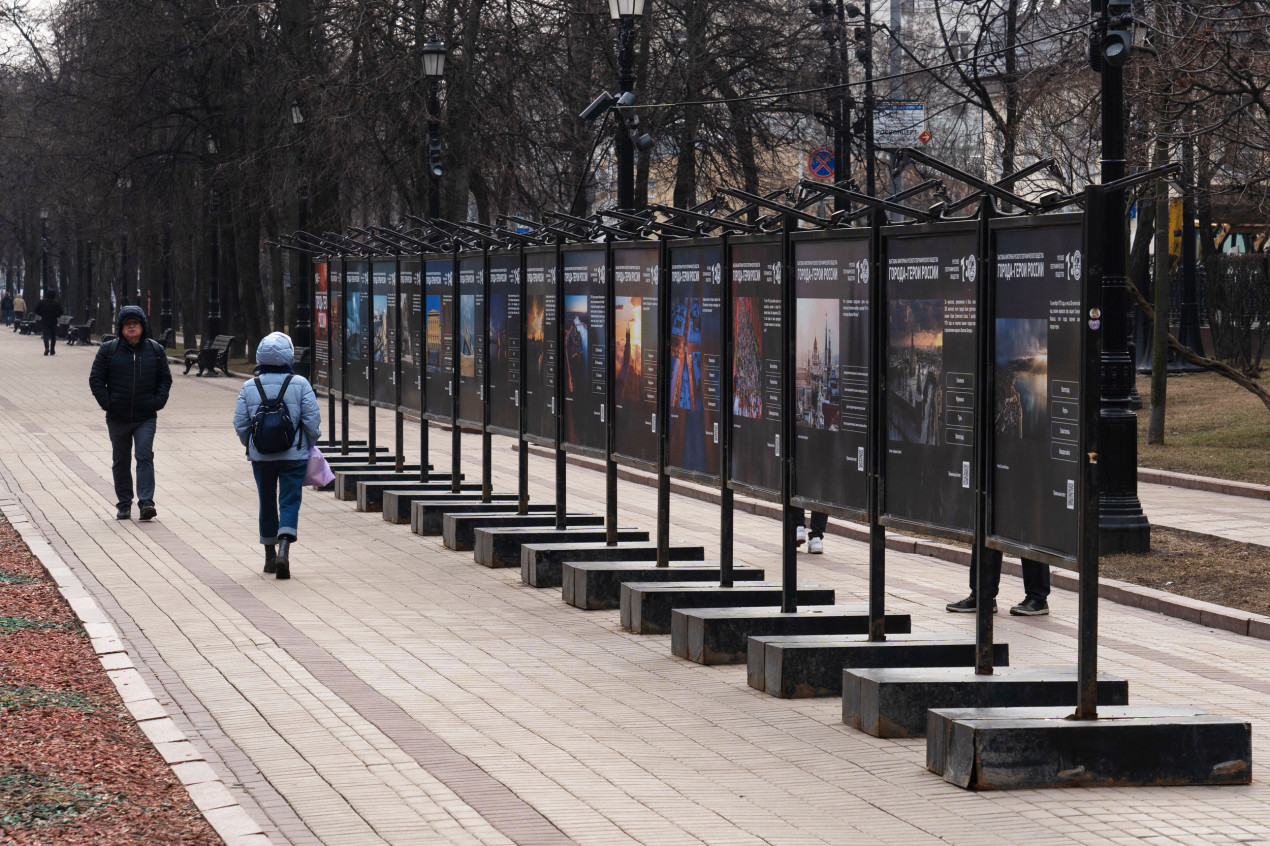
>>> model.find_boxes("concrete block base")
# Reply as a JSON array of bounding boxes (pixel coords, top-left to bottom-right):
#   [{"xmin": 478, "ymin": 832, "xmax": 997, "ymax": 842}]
[
  {"xmin": 844, "ymin": 666, "xmax": 1129, "ymax": 738},
  {"xmin": 620, "ymin": 583, "xmax": 835, "ymax": 635},
  {"xmin": 333, "ymin": 466, "xmax": 425, "ymax": 500},
  {"xmin": 380, "ymin": 486, "xmax": 487, "ymax": 523},
  {"xmin": 409, "ymin": 497, "xmax": 523, "ymax": 535},
  {"xmin": 671, "ymin": 606, "xmax": 913, "ymax": 665},
  {"xmin": 748, "ymin": 634, "xmax": 1010, "ymax": 698},
  {"xmin": 355, "ymin": 476, "xmax": 463, "ymax": 511},
  {"xmin": 927, "ymin": 705, "xmax": 1251, "ymax": 789},
  {"xmin": 560, "ymin": 559, "xmax": 753, "ymax": 606},
  {"xmin": 523, "ymin": 543, "xmax": 705, "ymax": 591},
  {"xmin": 442, "ymin": 512, "xmax": 599, "ymax": 551},
  {"xmin": 473, "ymin": 527, "xmax": 650, "ymax": 569}
]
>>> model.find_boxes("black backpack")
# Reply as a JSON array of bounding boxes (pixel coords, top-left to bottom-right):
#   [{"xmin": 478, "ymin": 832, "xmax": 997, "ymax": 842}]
[{"xmin": 248, "ymin": 375, "xmax": 301, "ymax": 454}]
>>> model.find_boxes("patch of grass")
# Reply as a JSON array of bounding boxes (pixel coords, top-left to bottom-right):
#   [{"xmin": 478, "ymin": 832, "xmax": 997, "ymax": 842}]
[
  {"xmin": 1136, "ymin": 372, "xmax": 1270, "ymax": 485},
  {"xmin": 0, "ymin": 569, "xmax": 38, "ymax": 585},
  {"xmin": 0, "ymin": 616, "xmax": 67, "ymax": 634},
  {"xmin": 0, "ymin": 685, "xmax": 97, "ymax": 712},
  {"xmin": 0, "ymin": 771, "xmax": 116, "ymax": 827}
]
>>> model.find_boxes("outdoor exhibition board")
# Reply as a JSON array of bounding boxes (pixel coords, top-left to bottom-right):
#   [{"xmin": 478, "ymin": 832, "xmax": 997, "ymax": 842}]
[
  {"xmin": 458, "ymin": 252, "xmax": 486, "ymax": 428},
  {"xmin": 881, "ymin": 221, "xmax": 979, "ymax": 539},
  {"xmin": 371, "ymin": 259, "xmax": 397, "ymax": 408},
  {"xmin": 523, "ymin": 246, "xmax": 559, "ymax": 446},
  {"xmin": 423, "ymin": 255, "xmax": 455, "ymax": 424},
  {"xmin": 344, "ymin": 260, "xmax": 370, "ymax": 403},
  {"xmin": 330, "ymin": 262, "xmax": 343, "ymax": 394},
  {"xmin": 987, "ymin": 213, "xmax": 1085, "ymax": 564},
  {"xmin": 313, "ymin": 261, "xmax": 330, "ymax": 390},
  {"xmin": 561, "ymin": 245, "xmax": 607, "ymax": 456},
  {"xmin": 728, "ymin": 235, "xmax": 784, "ymax": 500},
  {"xmin": 611, "ymin": 243, "xmax": 660, "ymax": 470},
  {"xmin": 400, "ymin": 259, "xmax": 423, "ymax": 414},
  {"xmin": 486, "ymin": 250, "xmax": 521, "ymax": 437},
  {"xmin": 790, "ymin": 230, "xmax": 872, "ymax": 518},
  {"xmin": 666, "ymin": 239, "xmax": 724, "ymax": 484}
]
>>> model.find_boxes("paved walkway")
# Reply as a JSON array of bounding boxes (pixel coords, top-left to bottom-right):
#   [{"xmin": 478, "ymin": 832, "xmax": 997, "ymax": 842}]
[{"xmin": 3, "ymin": 334, "xmax": 1270, "ymax": 846}]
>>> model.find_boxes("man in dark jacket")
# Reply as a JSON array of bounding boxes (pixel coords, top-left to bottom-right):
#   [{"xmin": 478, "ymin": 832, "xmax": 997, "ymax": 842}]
[
  {"xmin": 34, "ymin": 290, "xmax": 63, "ymax": 355},
  {"xmin": 88, "ymin": 306, "xmax": 173, "ymax": 520}
]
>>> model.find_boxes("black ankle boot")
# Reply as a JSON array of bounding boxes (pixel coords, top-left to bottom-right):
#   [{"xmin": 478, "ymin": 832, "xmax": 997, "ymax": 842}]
[
  {"xmin": 264, "ymin": 545, "xmax": 277, "ymax": 574},
  {"xmin": 275, "ymin": 536, "xmax": 292, "ymax": 580}
]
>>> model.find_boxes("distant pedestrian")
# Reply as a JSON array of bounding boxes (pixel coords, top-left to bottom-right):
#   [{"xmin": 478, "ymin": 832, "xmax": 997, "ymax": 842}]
[
  {"xmin": 34, "ymin": 290, "xmax": 63, "ymax": 355},
  {"xmin": 88, "ymin": 306, "xmax": 172, "ymax": 521},
  {"xmin": 233, "ymin": 332, "xmax": 321, "ymax": 580},
  {"xmin": 792, "ymin": 508, "xmax": 828, "ymax": 554},
  {"xmin": 1, "ymin": 291, "xmax": 12, "ymax": 326},
  {"xmin": 11, "ymin": 293, "xmax": 26, "ymax": 330},
  {"xmin": 946, "ymin": 550, "xmax": 1051, "ymax": 616}
]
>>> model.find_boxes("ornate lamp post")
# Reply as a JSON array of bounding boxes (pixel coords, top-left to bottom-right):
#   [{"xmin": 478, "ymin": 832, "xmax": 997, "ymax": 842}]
[
  {"xmin": 422, "ymin": 41, "xmax": 447, "ymax": 219},
  {"xmin": 206, "ymin": 135, "xmax": 222, "ymax": 340},
  {"xmin": 291, "ymin": 99, "xmax": 313, "ymax": 378},
  {"xmin": 608, "ymin": 0, "xmax": 646, "ymax": 211}
]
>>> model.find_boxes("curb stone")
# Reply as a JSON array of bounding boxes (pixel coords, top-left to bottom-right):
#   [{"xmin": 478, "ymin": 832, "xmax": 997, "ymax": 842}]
[{"xmin": 0, "ymin": 495, "xmax": 272, "ymax": 846}]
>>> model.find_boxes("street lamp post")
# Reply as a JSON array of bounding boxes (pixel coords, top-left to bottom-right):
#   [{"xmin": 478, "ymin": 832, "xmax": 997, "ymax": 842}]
[
  {"xmin": 847, "ymin": 2, "xmax": 877, "ymax": 199},
  {"xmin": 422, "ymin": 42, "xmax": 447, "ymax": 219},
  {"xmin": 206, "ymin": 136, "xmax": 222, "ymax": 341},
  {"xmin": 608, "ymin": 0, "xmax": 645, "ymax": 212},
  {"xmin": 84, "ymin": 240, "xmax": 93, "ymax": 324},
  {"xmin": 1092, "ymin": 0, "xmax": 1150, "ymax": 553},
  {"xmin": 292, "ymin": 99, "xmax": 313, "ymax": 379},
  {"xmin": 39, "ymin": 210, "xmax": 49, "ymax": 297},
  {"xmin": 811, "ymin": 0, "xmax": 851, "ymax": 211},
  {"xmin": 161, "ymin": 219, "xmax": 173, "ymax": 343}
]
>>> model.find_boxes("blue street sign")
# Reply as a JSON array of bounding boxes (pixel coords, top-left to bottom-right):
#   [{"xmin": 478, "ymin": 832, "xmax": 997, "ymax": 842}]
[{"xmin": 808, "ymin": 148, "xmax": 834, "ymax": 180}]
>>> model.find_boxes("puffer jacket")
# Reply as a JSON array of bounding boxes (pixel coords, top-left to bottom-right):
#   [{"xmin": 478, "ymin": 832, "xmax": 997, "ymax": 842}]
[
  {"xmin": 88, "ymin": 306, "xmax": 173, "ymax": 422},
  {"xmin": 233, "ymin": 332, "xmax": 322, "ymax": 461}
]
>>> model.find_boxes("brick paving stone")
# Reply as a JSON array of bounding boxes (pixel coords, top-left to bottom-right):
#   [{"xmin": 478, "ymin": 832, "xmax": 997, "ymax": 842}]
[{"xmin": 2, "ymin": 338, "xmax": 1270, "ymax": 844}]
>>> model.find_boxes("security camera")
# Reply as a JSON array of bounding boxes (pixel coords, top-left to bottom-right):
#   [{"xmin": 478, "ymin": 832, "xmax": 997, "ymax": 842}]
[
  {"xmin": 633, "ymin": 133, "xmax": 655, "ymax": 151},
  {"xmin": 580, "ymin": 91, "xmax": 616, "ymax": 122},
  {"xmin": 616, "ymin": 91, "xmax": 636, "ymax": 109}
]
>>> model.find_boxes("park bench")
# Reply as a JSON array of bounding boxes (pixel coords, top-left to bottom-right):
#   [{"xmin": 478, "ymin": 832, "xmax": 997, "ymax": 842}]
[
  {"xmin": 55, "ymin": 315, "xmax": 73, "ymax": 338},
  {"xmin": 67, "ymin": 318, "xmax": 95, "ymax": 346},
  {"xmin": 17, "ymin": 318, "xmax": 39, "ymax": 335},
  {"xmin": 157, "ymin": 328, "xmax": 175, "ymax": 348},
  {"xmin": 184, "ymin": 334, "xmax": 234, "ymax": 377}
]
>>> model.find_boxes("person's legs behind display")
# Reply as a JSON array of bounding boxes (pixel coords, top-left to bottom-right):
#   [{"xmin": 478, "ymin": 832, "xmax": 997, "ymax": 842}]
[
  {"xmin": 1010, "ymin": 558, "xmax": 1051, "ymax": 615},
  {"xmin": 946, "ymin": 546, "xmax": 1000, "ymax": 613}
]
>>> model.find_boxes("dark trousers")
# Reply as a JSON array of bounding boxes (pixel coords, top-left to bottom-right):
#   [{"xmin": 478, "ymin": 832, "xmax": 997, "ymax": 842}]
[
  {"xmin": 969, "ymin": 548, "xmax": 1050, "ymax": 602},
  {"xmin": 107, "ymin": 418, "xmax": 157, "ymax": 508},
  {"xmin": 43, "ymin": 325, "xmax": 56, "ymax": 353},
  {"xmin": 791, "ymin": 508, "xmax": 829, "ymax": 539},
  {"xmin": 252, "ymin": 460, "xmax": 307, "ymax": 544}
]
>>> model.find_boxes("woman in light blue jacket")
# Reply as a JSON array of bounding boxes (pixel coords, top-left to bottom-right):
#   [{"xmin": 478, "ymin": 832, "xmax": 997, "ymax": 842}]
[{"xmin": 233, "ymin": 332, "xmax": 321, "ymax": 579}]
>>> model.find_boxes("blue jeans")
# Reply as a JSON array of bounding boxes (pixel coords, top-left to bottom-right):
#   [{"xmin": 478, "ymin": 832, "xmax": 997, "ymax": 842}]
[
  {"xmin": 252, "ymin": 459, "xmax": 307, "ymax": 544},
  {"xmin": 107, "ymin": 417, "xmax": 157, "ymax": 508}
]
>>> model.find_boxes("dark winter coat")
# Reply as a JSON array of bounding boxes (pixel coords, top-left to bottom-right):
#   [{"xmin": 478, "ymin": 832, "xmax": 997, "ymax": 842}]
[
  {"xmin": 34, "ymin": 296, "xmax": 62, "ymax": 330},
  {"xmin": 88, "ymin": 306, "xmax": 173, "ymax": 422}
]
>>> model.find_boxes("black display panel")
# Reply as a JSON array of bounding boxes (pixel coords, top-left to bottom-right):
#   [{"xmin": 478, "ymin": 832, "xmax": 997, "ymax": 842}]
[
  {"xmin": 330, "ymin": 263, "xmax": 343, "ymax": 394},
  {"xmin": 612, "ymin": 245, "xmax": 660, "ymax": 467},
  {"xmin": 792, "ymin": 234, "xmax": 871, "ymax": 514},
  {"xmin": 344, "ymin": 261, "xmax": 370, "ymax": 402},
  {"xmin": 667, "ymin": 242, "xmax": 723, "ymax": 481},
  {"xmin": 424, "ymin": 257, "xmax": 454, "ymax": 422},
  {"xmin": 562, "ymin": 247, "xmax": 607, "ymax": 453},
  {"xmin": 487, "ymin": 253, "xmax": 521, "ymax": 435},
  {"xmin": 990, "ymin": 218, "xmax": 1084, "ymax": 560},
  {"xmin": 400, "ymin": 260, "xmax": 422, "ymax": 413},
  {"xmin": 458, "ymin": 254, "xmax": 485, "ymax": 427},
  {"xmin": 523, "ymin": 248, "xmax": 558, "ymax": 443},
  {"xmin": 314, "ymin": 262, "xmax": 329, "ymax": 390},
  {"xmin": 371, "ymin": 261, "xmax": 396, "ymax": 407},
  {"xmin": 729, "ymin": 238, "xmax": 783, "ymax": 497},
  {"xmin": 882, "ymin": 224, "xmax": 979, "ymax": 536}
]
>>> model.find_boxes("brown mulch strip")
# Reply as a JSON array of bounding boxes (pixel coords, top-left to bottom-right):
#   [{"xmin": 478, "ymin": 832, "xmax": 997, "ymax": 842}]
[
  {"xmin": 1102, "ymin": 525, "xmax": 1270, "ymax": 618},
  {"xmin": 0, "ymin": 515, "xmax": 222, "ymax": 845}
]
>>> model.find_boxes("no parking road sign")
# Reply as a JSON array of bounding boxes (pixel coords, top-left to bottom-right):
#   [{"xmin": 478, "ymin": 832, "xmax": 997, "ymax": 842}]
[{"xmin": 807, "ymin": 148, "xmax": 834, "ymax": 180}]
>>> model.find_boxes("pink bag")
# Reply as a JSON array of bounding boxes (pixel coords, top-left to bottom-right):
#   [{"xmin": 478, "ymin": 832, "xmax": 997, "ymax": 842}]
[{"xmin": 304, "ymin": 445, "xmax": 335, "ymax": 487}]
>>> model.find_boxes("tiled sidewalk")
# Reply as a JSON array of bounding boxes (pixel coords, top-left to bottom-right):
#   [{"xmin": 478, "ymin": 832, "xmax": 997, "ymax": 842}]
[{"xmin": 2, "ymin": 334, "xmax": 1269, "ymax": 846}]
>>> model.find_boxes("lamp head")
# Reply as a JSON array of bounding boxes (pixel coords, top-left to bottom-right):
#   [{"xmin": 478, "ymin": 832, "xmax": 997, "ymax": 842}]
[
  {"xmin": 422, "ymin": 41, "xmax": 446, "ymax": 78},
  {"xmin": 608, "ymin": 0, "xmax": 646, "ymax": 19}
]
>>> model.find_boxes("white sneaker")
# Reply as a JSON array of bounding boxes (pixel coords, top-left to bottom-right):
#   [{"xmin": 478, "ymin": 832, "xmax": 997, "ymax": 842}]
[
  {"xmin": 796, "ymin": 525, "xmax": 807, "ymax": 546},
  {"xmin": 808, "ymin": 536, "xmax": 823, "ymax": 554}
]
